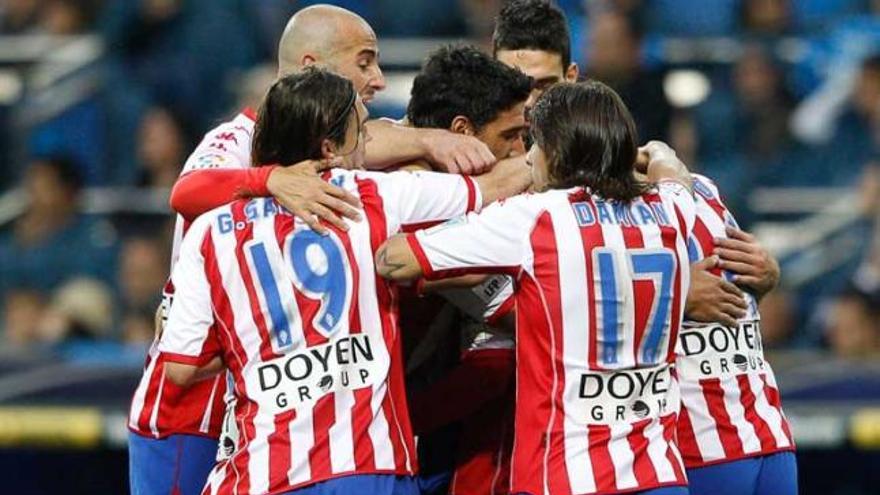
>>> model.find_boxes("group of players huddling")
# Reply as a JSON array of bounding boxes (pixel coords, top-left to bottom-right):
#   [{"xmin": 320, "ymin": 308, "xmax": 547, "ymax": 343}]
[{"xmin": 127, "ymin": 2, "xmax": 798, "ymax": 495}]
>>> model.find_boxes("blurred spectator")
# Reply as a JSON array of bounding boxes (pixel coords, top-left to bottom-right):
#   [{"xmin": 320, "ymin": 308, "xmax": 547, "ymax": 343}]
[
  {"xmin": 757, "ymin": 290, "xmax": 797, "ymax": 348},
  {"xmin": 741, "ymin": 0, "xmax": 791, "ymax": 36},
  {"xmin": 117, "ymin": 236, "xmax": 167, "ymax": 345},
  {"xmin": 584, "ymin": 10, "xmax": 671, "ymax": 141},
  {"xmin": 824, "ymin": 283, "xmax": 880, "ymax": 358},
  {"xmin": 640, "ymin": 0, "xmax": 738, "ymax": 36},
  {"xmin": 458, "ymin": 0, "xmax": 504, "ymax": 49},
  {"xmin": 234, "ymin": 64, "xmax": 274, "ymax": 113},
  {"xmin": 798, "ymin": 55, "xmax": 880, "ymax": 187},
  {"xmin": 0, "ymin": 157, "xmax": 118, "ymax": 296},
  {"xmin": 100, "ymin": 0, "xmax": 263, "ymax": 130},
  {"xmin": 691, "ymin": 46, "xmax": 796, "ymax": 218},
  {"xmin": 733, "ymin": 45, "xmax": 796, "ymax": 161},
  {"xmin": 0, "ymin": 0, "xmax": 40, "ymax": 33},
  {"xmin": 39, "ymin": 0, "xmax": 99, "ymax": 34},
  {"xmin": 2, "ymin": 289, "xmax": 46, "ymax": 346},
  {"xmin": 38, "ymin": 277, "xmax": 115, "ymax": 343},
  {"xmin": 136, "ymin": 106, "xmax": 191, "ymax": 189}
]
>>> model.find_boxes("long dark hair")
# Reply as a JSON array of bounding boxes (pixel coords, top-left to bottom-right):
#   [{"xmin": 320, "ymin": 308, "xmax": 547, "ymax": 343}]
[
  {"xmin": 530, "ymin": 80, "xmax": 649, "ymax": 201},
  {"xmin": 252, "ymin": 67, "xmax": 357, "ymax": 167}
]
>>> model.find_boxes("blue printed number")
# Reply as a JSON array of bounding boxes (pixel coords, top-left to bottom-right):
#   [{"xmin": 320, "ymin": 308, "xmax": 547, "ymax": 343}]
[
  {"xmin": 249, "ymin": 242, "xmax": 295, "ymax": 347},
  {"xmin": 593, "ymin": 248, "xmax": 676, "ymax": 366},
  {"xmin": 248, "ymin": 231, "xmax": 350, "ymax": 346},
  {"xmin": 288, "ymin": 230, "xmax": 349, "ymax": 334}
]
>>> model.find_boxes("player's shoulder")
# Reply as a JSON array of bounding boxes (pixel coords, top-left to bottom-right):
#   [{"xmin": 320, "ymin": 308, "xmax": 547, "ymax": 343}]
[
  {"xmin": 323, "ymin": 168, "xmax": 378, "ymax": 195},
  {"xmin": 690, "ymin": 173, "xmax": 723, "ymax": 201},
  {"xmin": 189, "ymin": 197, "xmax": 272, "ymax": 238},
  {"xmin": 342, "ymin": 168, "xmax": 445, "ymax": 194},
  {"xmin": 201, "ymin": 109, "xmax": 255, "ymax": 139}
]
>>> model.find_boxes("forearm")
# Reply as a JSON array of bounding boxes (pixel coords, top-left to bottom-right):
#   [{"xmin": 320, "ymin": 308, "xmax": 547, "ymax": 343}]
[
  {"xmin": 164, "ymin": 356, "xmax": 224, "ymax": 387},
  {"xmin": 364, "ymin": 120, "xmax": 427, "ymax": 170},
  {"xmin": 170, "ymin": 167, "xmax": 276, "ymax": 219},
  {"xmin": 639, "ymin": 141, "xmax": 693, "ymax": 192},
  {"xmin": 647, "ymin": 161, "xmax": 692, "ymax": 191},
  {"xmin": 375, "ymin": 235, "xmax": 424, "ymax": 281},
  {"xmin": 473, "ymin": 155, "xmax": 531, "ymax": 205}
]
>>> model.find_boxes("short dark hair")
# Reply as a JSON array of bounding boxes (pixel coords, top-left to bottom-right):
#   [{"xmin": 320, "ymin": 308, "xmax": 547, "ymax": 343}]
[
  {"xmin": 493, "ymin": 0, "xmax": 571, "ymax": 68},
  {"xmin": 407, "ymin": 45, "xmax": 532, "ymax": 131},
  {"xmin": 530, "ymin": 81, "xmax": 648, "ymax": 201},
  {"xmin": 252, "ymin": 67, "xmax": 357, "ymax": 166}
]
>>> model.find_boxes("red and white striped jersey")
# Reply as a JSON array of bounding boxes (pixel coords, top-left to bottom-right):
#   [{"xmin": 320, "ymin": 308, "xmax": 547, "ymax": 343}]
[
  {"xmin": 675, "ymin": 174, "xmax": 795, "ymax": 468},
  {"xmin": 158, "ymin": 168, "xmax": 481, "ymax": 495},
  {"xmin": 128, "ymin": 109, "xmax": 256, "ymax": 439},
  {"xmin": 409, "ymin": 182, "xmax": 696, "ymax": 495}
]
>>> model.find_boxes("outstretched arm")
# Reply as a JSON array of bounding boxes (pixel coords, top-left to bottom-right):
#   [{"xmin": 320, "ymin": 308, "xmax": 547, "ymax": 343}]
[
  {"xmin": 170, "ymin": 161, "xmax": 362, "ymax": 234},
  {"xmin": 365, "ymin": 119, "xmax": 497, "ymax": 174},
  {"xmin": 471, "ymin": 154, "xmax": 532, "ymax": 205}
]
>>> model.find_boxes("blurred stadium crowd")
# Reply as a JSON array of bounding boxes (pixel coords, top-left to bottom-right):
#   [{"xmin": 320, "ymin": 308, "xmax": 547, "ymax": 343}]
[{"xmin": 1, "ymin": 0, "xmax": 879, "ymax": 364}]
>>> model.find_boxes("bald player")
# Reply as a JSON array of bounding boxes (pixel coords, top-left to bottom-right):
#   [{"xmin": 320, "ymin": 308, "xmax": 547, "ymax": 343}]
[
  {"xmin": 169, "ymin": 4, "xmax": 499, "ymax": 230},
  {"xmin": 128, "ymin": 6, "xmax": 499, "ymax": 495}
]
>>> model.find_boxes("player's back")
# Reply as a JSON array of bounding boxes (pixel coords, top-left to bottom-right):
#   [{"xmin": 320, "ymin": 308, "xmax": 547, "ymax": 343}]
[
  {"xmin": 164, "ymin": 166, "xmax": 484, "ymax": 494},
  {"xmin": 675, "ymin": 175, "xmax": 794, "ymax": 468},
  {"xmin": 197, "ymin": 176, "xmax": 411, "ymax": 493},
  {"xmin": 507, "ymin": 183, "xmax": 693, "ymax": 495}
]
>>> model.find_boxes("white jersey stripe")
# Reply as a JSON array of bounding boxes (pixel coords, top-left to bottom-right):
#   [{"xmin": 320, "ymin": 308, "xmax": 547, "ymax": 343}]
[
  {"xmin": 368, "ymin": 381, "xmax": 395, "ymax": 470},
  {"xmin": 148, "ymin": 373, "xmax": 164, "ymax": 437},
  {"xmin": 288, "ymin": 413, "xmax": 314, "ymax": 485},
  {"xmin": 608, "ymin": 422, "xmax": 638, "ymax": 490},
  {"xmin": 247, "ymin": 415, "xmax": 271, "ymax": 494},
  {"xmin": 329, "ymin": 389, "xmax": 356, "ymax": 473}
]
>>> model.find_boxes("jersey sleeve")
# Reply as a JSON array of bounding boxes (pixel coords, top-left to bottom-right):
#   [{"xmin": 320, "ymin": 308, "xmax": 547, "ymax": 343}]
[
  {"xmin": 157, "ymin": 216, "xmax": 220, "ymax": 366},
  {"xmin": 370, "ymin": 170, "xmax": 482, "ymax": 234},
  {"xmin": 407, "ymin": 196, "xmax": 534, "ymax": 280},
  {"xmin": 180, "ymin": 111, "xmax": 254, "ymax": 174},
  {"xmin": 657, "ymin": 180, "xmax": 697, "ymax": 240},
  {"xmin": 169, "ymin": 166, "xmax": 275, "ymax": 220}
]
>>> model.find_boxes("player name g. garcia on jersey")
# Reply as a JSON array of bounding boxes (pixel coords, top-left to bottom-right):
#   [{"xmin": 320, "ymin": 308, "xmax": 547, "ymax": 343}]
[
  {"xmin": 568, "ymin": 363, "xmax": 678, "ymax": 424},
  {"xmin": 246, "ymin": 333, "xmax": 389, "ymax": 414},
  {"xmin": 677, "ymin": 320, "xmax": 766, "ymax": 380}
]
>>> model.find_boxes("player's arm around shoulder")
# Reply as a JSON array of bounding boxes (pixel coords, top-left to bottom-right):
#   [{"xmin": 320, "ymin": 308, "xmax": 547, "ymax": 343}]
[
  {"xmin": 471, "ymin": 154, "xmax": 532, "ymax": 205},
  {"xmin": 637, "ymin": 140, "xmax": 693, "ymax": 192},
  {"xmin": 364, "ymin": 118, "xmax": 497, "ymax": 174}
]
